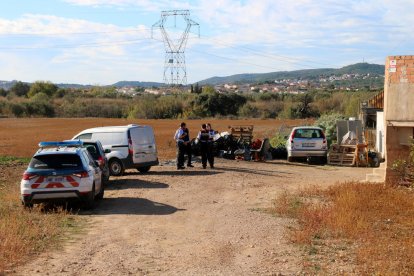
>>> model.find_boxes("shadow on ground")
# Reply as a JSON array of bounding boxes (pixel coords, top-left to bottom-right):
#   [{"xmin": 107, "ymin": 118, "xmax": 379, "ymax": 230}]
[
  {"xmin": 214, "ymin": 165, "xmax": 293, "ymax": 176},
  {"xmin": 82, "ymin": 197, "xmax": 185, "ymax": 216},
  {"xmin": 106, "ymin": 179, "xmax": 169, "ymax": 190},
  {"xmin": 143, "ymin": 170, "xmax": 223, "ymax": 176}
]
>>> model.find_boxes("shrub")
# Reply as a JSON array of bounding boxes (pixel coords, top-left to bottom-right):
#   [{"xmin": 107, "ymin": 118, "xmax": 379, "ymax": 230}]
[
  {"xmin": 315, "ymin": 113, "xmax": 345, "ymax": 146},
  {"xmin": 272, "ymin": 182, "xmax": 414, "ymax": 274},
  {"xmin": 391, "ymin": 138, "xmax": 414, "ymax": 186},
  {"xmin": 10, "ymin": 103, "xmax": 26, "ymax": 117},
  {"xmin": 238, "ymin": 103, "xmax": 260, "ymax": 118},
  {"xmin": 128, "ymin": 95, "xmax": 183, "ymax": 119}
]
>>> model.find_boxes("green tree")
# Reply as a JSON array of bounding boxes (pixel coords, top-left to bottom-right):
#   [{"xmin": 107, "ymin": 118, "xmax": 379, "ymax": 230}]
[
  {"xmin": 10, "ymin": 103, "xmax": 26, "ymax": 117},
  {"xmin": 28, "ymin": 81, "xmax": 58, "ymax": 98},
  {"xmin": 193, "ymin": 83, "xmax": 202, "ymax": 94},
  {"xmin": 9, "ymin": 81, "xmax": 30, "ymax": 97},
  {"xmin": 292, "ymin": 94, "xmax": 319, "ymax": 118},
  {"xmin": 192, "ymin": 91, "xmax": 246, "ymax": 117},
  {"xmin": 0, "ymin": 88, "xmax": 7, "ymax": 97}
]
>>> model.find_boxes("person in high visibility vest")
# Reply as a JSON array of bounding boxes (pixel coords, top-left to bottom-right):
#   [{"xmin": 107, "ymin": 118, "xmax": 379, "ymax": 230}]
[
  {"xmin": 206, "ymin": 123, "xmax": 216, "ymax": 168},
  {"xmin": 197, "ymin": 123, "xmax": 213, "ymax": 169},
  {"xmin": 173, "ymin": 122, "xmax": 188, "ymax": 170},
  {"xmin": 182, "ymin": 125, "xmax": 193, "ymax": 167}
]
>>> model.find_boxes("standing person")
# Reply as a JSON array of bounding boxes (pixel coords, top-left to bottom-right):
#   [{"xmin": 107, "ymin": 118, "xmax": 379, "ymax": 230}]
[
  {"xmin": 206, "ymin": 123, "xmax": 216, "ymax": 168},
  {"xmin": 183, "ymin": 125, "xmax": 193, "ymax": 167},
  {"xmin": 197, "ymin": 124, "xmax": 211, "ymax": 169},
  {"xmin": 174, "ymin": 122, "xmax": 188, "ymax": 170}
]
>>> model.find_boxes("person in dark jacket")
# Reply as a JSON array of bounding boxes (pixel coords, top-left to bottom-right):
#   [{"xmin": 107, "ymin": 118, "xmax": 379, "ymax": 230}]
[
  {"xmin": 173, "ymin": 122, "xmax": 187, "ymax": 170},
  {"xmin": 206, "ymin": 123, "xmax": 216, "ymax": 168},
  {"xmin": 197, "ymin": 124, "xmax": 213, "ymax": 169},
  {"xmin": 183, "ymin": 126, "xmax": 193, "ymax": 167}
]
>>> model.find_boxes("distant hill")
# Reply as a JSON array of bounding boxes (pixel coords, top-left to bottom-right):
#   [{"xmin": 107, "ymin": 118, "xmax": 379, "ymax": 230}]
[
  {"xmin": 111, "ymin": 81, "xmax": 164, "ymax": 88},
  {"xmin": 0, "ymin": 80, "xmax": 21, "ymax": 90},
  {"xmin": 56, "ymin": 83, "xmax": 93, "ymax": 89},
  {"xmin": 0, "ymin": 63, "xmax": 385, "ymax": 90},
  {"xmin": 0, "ymin": 80, "xmax": 164, "ymax": 90},
  {"xmin": 197, "ymin": 63, "xmax": 385, "ymax": 85}
]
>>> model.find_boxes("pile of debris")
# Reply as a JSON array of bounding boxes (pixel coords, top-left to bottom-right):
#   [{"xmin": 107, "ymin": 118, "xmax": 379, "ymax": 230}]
[
  {"xmin": 328, "ymin": 119, "xmax": 378, "ymax": 167},
  {"xmin": 191, "ymin": 125, "xmax": 272, "ymax": 161}
]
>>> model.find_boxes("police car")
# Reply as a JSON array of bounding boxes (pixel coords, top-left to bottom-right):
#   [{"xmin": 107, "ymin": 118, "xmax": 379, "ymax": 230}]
[{"xmin": 20, "ymin": 141, "xmax": 104, "ymax": 209}]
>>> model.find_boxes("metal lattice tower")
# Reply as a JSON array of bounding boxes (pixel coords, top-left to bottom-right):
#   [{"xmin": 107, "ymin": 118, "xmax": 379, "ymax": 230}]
[{"xmin": 152, "ymin": 10, "xmax": 199, "ymax": 86}]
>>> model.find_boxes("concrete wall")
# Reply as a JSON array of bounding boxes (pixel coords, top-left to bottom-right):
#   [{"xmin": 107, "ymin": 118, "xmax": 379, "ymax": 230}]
[{"xmin": 384, "ymin": 56, "xmax": 414, "ymax": 183}]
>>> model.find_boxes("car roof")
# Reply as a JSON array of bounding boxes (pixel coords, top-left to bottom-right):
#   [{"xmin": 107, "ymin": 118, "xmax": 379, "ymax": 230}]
[
  {"xmin": 76, "ymin": 124, "xmax": 146, "ymax": 133},
  {"xmin": 292, "ymin": 126, "xmax": 323, "ymax": 130},
  {"xmin": 74, "ymin": 139, "xmax": 100, "ymax": 144}
]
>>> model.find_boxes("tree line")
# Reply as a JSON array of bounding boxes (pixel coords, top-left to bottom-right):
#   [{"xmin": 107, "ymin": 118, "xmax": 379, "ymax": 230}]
[{"xmin": 0, "ymin": 81, "xmax": 380, "ymax": 120}]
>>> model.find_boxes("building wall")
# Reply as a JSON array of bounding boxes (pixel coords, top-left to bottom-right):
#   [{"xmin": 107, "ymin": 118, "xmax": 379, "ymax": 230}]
[{"xmin": 384, "ymin": 56, "xmax": 414, "ymax": 183}]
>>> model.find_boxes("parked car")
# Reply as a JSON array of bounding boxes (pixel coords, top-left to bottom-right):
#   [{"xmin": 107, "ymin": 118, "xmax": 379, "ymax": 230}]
[
  {"xmin": 286, "ymin": 126, "xmax": 328, "ymax": 163},
  {"xmin": 80, "ymin": 140, "xmax": 110, "ymax": 185},
  {"xmin": 20, "ymin": 141, "xmax": 103, "ymax": 209},
  {"xmin": 72, "ymin": 124, "xmax": 159, "ymax": 176}
]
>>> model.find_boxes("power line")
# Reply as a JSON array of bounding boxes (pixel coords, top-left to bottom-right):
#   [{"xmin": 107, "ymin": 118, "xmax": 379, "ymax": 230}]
[
  {"xmin": 0, "ymin": 28, "xmax": 153, "ymax": 37},
  {"xmin": 0, "ymin": 37, "xmax": 152, "ymax": 50}
]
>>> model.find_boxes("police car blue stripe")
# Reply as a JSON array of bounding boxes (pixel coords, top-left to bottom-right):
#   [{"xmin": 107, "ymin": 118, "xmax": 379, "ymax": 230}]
[{"xmin": 38, "ymin": 141, "xmax": 83, "ymax": 148}]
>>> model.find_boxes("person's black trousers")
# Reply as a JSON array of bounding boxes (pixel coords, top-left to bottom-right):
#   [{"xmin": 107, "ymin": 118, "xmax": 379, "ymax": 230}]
[{"xmin": 176, "ymin": 142, "xmax": 186, "ymax": 168}]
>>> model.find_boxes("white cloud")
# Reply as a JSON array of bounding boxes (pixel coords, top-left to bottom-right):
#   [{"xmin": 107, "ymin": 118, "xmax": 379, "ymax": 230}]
[
  {"xmin": 0, "ymin": 14, "xmax": 164, "ymax": 84},
  {"xmin": 62, "ymin": 0, "xmax": 191, "ymax": 11},
  {"xmin": 1, "ymin": 0, "xmax": 413, "ymax": 84}
]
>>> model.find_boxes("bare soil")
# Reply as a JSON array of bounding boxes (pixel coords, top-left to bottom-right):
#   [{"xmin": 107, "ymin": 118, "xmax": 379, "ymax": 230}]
[
  {"xmin": 0, "ymin": 118, "xmax": 310, "ymax": 159},
  {"xmin": 13, "ymin": 158, "xmax": 371, "ymax": 275},
  {"xmin": 1, "ymin": 118, "xmax": 370, "ymax": 274}
]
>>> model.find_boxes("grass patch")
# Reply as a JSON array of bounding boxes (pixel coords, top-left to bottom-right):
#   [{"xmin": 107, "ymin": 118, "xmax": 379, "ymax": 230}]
[
  {"xmin": 0, "ymin": 159, "xmax": 78, "ymax": 273},
  {"xmin": 0, "ymin": 156, "xmax": 31, "ymax": 165},
  {"xmin": 272, "ymin": 182, "xmax": 414, "ymax": 274}
]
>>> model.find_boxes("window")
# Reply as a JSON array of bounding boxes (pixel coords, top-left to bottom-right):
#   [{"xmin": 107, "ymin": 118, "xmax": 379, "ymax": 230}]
[
  {"xmin": 91, "ymin": 132, "xmax": 126, "ymax": 146},
  {"xmin": 294, "ymin": 129, "xmax": 323, "ymax": 139},
  {"xmin": 30, "ymin": 154, "xmax": 82, "ymax": 169},
  {"xmin": 76, "ymin": 133, "xmax": 92, "ymax": 140}
]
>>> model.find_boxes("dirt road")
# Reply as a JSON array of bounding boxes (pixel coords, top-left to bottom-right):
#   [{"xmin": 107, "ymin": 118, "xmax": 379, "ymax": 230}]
[{"xmin": 15, "ymin": 159, "xmax": 371, "ymax": 275}]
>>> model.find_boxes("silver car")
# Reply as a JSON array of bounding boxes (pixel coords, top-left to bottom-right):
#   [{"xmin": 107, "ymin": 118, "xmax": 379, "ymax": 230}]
[{"xmin": 286, "ymin": 126, "xmax": 328, "ymax": 162}]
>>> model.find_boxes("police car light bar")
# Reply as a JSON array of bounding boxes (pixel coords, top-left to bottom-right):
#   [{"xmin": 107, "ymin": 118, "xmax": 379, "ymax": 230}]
[{"xmin": 38, "ymin": 141, "xmax": 83, "ymax": 148}]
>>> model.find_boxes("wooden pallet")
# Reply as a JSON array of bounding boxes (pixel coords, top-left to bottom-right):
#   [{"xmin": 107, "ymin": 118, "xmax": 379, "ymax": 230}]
[
  {"xmin": 327, "ymin": 144, "xmax": 369, "ymax": 167},
  {"xmin": 328, "ymin": 145, "xmax": 357, "ymax": 166},
  {"xmin": 229, "ymin": 125, "xmax": 254, "ymax": 144}
]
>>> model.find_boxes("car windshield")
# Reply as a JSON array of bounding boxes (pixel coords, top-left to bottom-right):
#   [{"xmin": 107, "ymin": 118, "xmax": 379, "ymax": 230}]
[
  {"xmin": 294, "ymin": 129, "xmax": 324, "ymax": 139},
  {"xmin": 29, "ymin": 154, "xmax": 83, "ymax": 169}
]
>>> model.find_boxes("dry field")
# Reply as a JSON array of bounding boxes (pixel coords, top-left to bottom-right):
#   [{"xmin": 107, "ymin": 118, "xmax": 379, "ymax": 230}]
[{"xmin": 0, "ymin": 118, "xmax": 311, "ymax": 159}]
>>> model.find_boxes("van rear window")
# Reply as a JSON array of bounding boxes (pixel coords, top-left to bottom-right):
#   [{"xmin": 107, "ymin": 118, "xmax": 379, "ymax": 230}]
[
  {"xmin": 29, "ymin": 154, "xmax": 83, "ymax": 169},
  {"xmin": 91, "ymin": 132, "xmax": 126, "ymax": 146}
]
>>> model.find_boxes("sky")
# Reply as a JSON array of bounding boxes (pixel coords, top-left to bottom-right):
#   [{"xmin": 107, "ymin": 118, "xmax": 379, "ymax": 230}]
[{"xmin": 0, "ymin": 0, "xmax": 412, "ymax": 85}]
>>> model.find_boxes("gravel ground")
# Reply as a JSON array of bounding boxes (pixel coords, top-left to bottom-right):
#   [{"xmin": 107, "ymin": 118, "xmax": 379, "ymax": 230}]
[{"xmin": 14, "ymin": 158, "xmax": 371, "ymax": 275}]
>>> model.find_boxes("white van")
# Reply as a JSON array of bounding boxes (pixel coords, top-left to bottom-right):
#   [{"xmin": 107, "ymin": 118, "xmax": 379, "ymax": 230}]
[{"xmin": 72, "ymin": 124, "xmax": 158, "ymax": 176}]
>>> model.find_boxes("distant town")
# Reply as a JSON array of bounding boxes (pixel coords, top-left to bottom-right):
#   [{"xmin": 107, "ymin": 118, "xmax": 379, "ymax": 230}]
[{"xmin": 116, "ymin": 72, "xmax": 384, "ymax": 96}]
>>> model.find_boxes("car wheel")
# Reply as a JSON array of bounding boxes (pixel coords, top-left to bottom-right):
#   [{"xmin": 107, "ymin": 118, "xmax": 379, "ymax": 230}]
[
  {"xmin": 137, "ymin": 166, "xmax": 151, "ymax": 173},
  {"xmin": 96, "ymin": 181, "xmax": 104, "ymax": 200},
  {"xmin": 21, "ymin": 200, "xmax": 33, "ymax": 209},
  {"xmin": 83, "ymin": 183, "xmax": 96, "ymax": 210},
  {"xmin": 109, "ymin": 159, "xmax": 124, "ymax": 176},
  {"xmin": 287, "ymin": 156, "xmax": 294, "ymax": 162}
]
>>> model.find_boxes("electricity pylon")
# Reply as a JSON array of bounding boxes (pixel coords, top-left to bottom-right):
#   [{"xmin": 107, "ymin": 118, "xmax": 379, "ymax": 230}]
[{"xmin": 152, "ymin": 10, "xmax": 199, "ymax": 86}]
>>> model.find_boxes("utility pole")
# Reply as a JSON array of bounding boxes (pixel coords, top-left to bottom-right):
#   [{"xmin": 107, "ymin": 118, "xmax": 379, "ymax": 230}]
[{"xmin": 152, "ymin": 10, "xmax": 199, "ymax": 86}]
